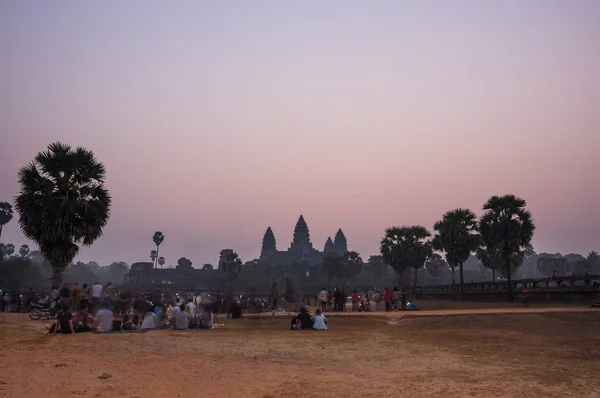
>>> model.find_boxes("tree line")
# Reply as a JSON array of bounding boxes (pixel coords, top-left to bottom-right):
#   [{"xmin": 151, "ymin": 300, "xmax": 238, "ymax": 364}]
[{"xmin": 0, "ymin": 142, "xmax": 597, "ymax": 302}]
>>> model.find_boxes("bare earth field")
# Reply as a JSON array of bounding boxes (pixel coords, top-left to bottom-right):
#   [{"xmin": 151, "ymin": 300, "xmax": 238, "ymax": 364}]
[{"xmin": 1, "ymin": 306, "xmax": 599, "ymax": 398}]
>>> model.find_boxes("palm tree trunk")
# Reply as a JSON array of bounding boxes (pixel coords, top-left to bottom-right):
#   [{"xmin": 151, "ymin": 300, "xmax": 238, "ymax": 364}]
[
  {"xmin": 451, "ymin": 265, "xmax": 456, "ymax": 297},
  {"xmin": 51, "ymin": 263, "xmax": 65, "ymax": 287},
  {"xmin": 459, "ymin": 261, "xmax": 465, "ymax": 301},
  {"xmin": 492, "ymin": 269, "xmax": 496, "ymax": 281},
  {"xmin": 155, "ymin": 245, "xmax": 159, "ymax": 268},
  {"xmin": 506, "ymin": 256, "xmax": 513, "ymax": 302},
  {"xmin": 0, "ymin": 224, "xmax": 3, "ymax": 241},
  {"xmin": 413, "ymin": 268, "xmax": 418, "ymax": 300}
]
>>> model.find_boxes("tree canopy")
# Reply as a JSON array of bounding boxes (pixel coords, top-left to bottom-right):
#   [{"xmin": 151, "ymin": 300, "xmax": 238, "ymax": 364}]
[{"xmin": 14, "ymin": 142, "xmax": 111, "ymax": 285}]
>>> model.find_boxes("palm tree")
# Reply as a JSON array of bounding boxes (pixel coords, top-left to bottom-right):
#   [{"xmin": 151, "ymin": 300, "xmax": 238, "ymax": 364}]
[
  {"xmin": 432, "ymin": 208, "xmax": 480, "ymax": 299},
  {"xmin": 14, "ymin": 143, "xmax": 111, "ymax": 285},
  {"xmin": 425, "ymin": 253, "xmax": 446, "ymax": 284},
  {"xmin": 479, "ymin": 194, "xmax": 535, "ymax": 301},
  {"xmin": 0, "ymin": 202, "xmax": 13, "ymax": 241},
  {"xmin": 150, "ymin": 250, "xmax": 158, "ymax": 264},
  {"xmin": 4, "ymin": 243, "xmax": 15, "ymax": 257},
  {"xmin": 381, "ymin": 226, "xmax": 431, "ymax": 296},
  {"xmin": 158, "ymin": 256, "xmax": 165, "ymax": 268},
  {"xmin": 19, "ymin": 244, "xmax": 30, "ymax": 257},
  {"xmin": 152, "ymin": 231, "xmax": 165, "ymax": 268},
  {"xmin": 220, "ymin": 250, "xmax": 242, "ymax": 294}
]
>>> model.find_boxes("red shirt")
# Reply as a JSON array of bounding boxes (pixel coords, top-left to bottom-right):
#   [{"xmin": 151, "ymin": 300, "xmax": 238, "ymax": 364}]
[
  {"xmin": 384, "ymin": 291, "xmax": 391, "ymax": 303},
  {"xmin": 352, "ymin": 293, "xmax": 359, "ymax": 303}
]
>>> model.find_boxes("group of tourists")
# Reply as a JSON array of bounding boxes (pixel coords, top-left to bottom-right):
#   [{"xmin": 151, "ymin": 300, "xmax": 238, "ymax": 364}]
[{"xmin": 315, "ymin": 287, "xmax": 416, "ymax": 313}]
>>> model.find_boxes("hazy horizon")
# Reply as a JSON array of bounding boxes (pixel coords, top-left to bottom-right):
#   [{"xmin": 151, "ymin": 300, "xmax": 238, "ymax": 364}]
[{"xmin": 1, "ymin": 1, "xmax": 599, "ymax": 267}]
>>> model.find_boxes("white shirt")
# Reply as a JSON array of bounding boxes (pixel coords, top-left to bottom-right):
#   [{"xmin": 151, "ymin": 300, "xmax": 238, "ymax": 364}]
[
  {"xmin": 170, "ymin": 305, "xmax": 181, "ymax": 315},
  {"xmin": 141, "ymin": 312, "xmax": 156, "ymax": 330},
  {"xmin": 185, "ymin": 302, "xmax": 196, "ymax": 317},
  {"xmin": 319, "ymin": 290, "xmax": 328, "ymax": 302},
  {"xmin": 312, "ymin": 314, "xmax": 328, "ymax": 330},
  {"xmin": 91, "ymin": 284, "xmax": 103, "ymax": 298},
  {"xmin": 96, "ymin": 309, "xmax": 114, "ymax": 332}
]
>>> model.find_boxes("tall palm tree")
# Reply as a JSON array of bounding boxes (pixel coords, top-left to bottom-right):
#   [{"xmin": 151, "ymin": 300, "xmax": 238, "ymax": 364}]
[
  {"xmin": 158, "ymin": 256, "xmax": 165, "ymax": 267},
  {"xmin": 19, "ymin": 244, "xmax": 30, "ymax": 258},
  {"xmin": 14, "ymin": 142, "xmax": 111, "ymax": 285},
  {"xmin": 479, "ymin": 194, "xmax": 535, "ymax": 301},
  {"xmin": 150, "ymin": 250, "xmax": 158, "ymax": 264},
  {"xmin": 220, "ymin": 250, "xmax": 242, "ymax": 294},
  {"xmin": 0, "ymin": 202, "xmax": 13, "ymax": 241},
  {"xmin": 432, "ymin": 208, "xmax": 480, "ymax": 299},
  {"xmin": 153, "ymin": 231, "xmax": 164, "ymax": 268},
  {"xmin": 381, "ymin": 225, "xmax": 431, "ymax": 295}
]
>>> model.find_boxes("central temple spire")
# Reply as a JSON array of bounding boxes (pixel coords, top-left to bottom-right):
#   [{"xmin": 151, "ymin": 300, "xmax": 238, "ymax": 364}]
[{"xmin": 290, "ymin": 215, "xmax": 312, "ymax": 251}]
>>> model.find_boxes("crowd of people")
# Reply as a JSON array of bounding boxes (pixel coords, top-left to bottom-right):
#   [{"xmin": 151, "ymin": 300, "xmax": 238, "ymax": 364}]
[{"xmin": 314, "ymin": 287, "xmax": 417, "ymax": 313}]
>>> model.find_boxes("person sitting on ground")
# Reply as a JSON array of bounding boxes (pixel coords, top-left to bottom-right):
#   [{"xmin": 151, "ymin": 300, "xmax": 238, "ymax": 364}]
[
  {"xmin": 227, "ymin": 300, "xmax": 243, "ymax": 319},
  {"xmin": 131, "ymin": 314, "xmax": 140, "ymax": 329},
  {"xmin": 174, "ymin": 304, "xmax": 190, "ymax": 330},
  {"xmin": 73, "ymin": 307, "xmax": 95, "ymax": 332},
  {"xmin": 312, "ymin": 308, "xmax": 328, "ymax": 330},
  {"xmin": 121, "ymin": 314, "xmax": 135, "ymax": 331},
  {"xmin": 290, "ymin": 306, "xmax": 313, "ymax": 330},
  {"xmin": 95, "ymin": 304, "xmax": 115, "ymax": 332},
  {"xmin": 155, "ymin": 303, "xmax": 170, "ymax": 329},
  {"xmin": 198, "ymin": 305, "xmax": 214, "ymax": 329},
  {"xmin": 141, "ymin": 306, "xmax": 156, "ymax": 330},
  {"xmin": 50, "ymin": 304, "xmax": 76, "ymax": 335}
]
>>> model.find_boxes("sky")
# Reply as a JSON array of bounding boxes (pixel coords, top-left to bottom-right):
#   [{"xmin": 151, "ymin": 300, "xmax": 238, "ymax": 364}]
[{"xmin": 1, "ymin": 1, "xmax": 599, "ymax": 267}]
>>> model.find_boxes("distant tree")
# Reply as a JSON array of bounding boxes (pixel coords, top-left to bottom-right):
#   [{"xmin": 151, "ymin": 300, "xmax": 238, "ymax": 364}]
[
  {"xmin": 202, "ymin": 263, "xmax": 213, "ymax": 271},
  {"xmin": 14, "ymin": 142, "xmax": 111, "ymax": 285},
  {"xmin": 479, "ymin": 195, "xmax": 535, "ymax": 301},
  {"xmin": 536, "ymin": 254, "xmax": 570, "ymax": 277},
  {"xmin": 0, "ymin": 243, "xmax": 5, "ymax": 259},
  {"xmin": 220, "ymin": 251, "xmax": 242, "ymax": 294},
  {"xmin": 432, "ymin": 208, "xmax": 480, "ymax": 299},
  {"xmin": 381, "ymin": 226, "xmax": 431, "ymax": 295},
  {"xmin": 564, "ymin": 253, "xmax": 586, "ymax": 264},
  {"xmin": 366, "ymin": 255, "xmax": 389, "ymax": 287},
  {"xmin": 150, "ymin": 250, "xmax": 158, "ymax": 264},
  {"xmin": 425, "ymin": 253, "xmax": 446, "ymax": 283},
  {"xmin": 158, "ymin": 256, "xmax": 165, "ymax": 267},
  {"xmin": 0, "ymin": 256, "xmax": 44, "ymax": 290},
  {"xmin": 380, "ymin": 227, "xmax": 408, "ymax": 288},
  {"xmin": 19, "ymin": 244, "xmax": 30, "ymax": 258},
  {"xmin": 573, "ymin": 259, "xmax": 592, "ymax": 275},
  {"xmin": 587, "ymin": 251, "xmax": 600, "ymax": 273},
  {"xmin": 4, "ymin": 243, "xmax": 15, "ymax": 257},
  {"xmin": 0, "ymin": 202, "xmax": 13, "ymax": 241},
  {"xmin": 477, "ymin": 246, "xmax": 523, "ymax": 280},
  {"xmin": 176, "ymin": 257, "xmax": 193, "ymax": 269},
  {"xmin": 152, "ymin": 231, "xmax": 165, "ymax": 268},
  {"xmin": 341, "ymin": 251, "xmax": 363, "ymax": 281}
]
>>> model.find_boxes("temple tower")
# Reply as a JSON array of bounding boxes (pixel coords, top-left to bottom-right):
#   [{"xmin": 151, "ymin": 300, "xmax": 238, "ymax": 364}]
[
  {"xmin": 334, "ymin": 229, "xmax": 348, "ymax": 253},
  {"xmin": 290, "ymin": 215, "xmax": 313, "ymax": 252},
  {"xmin": 324, "ymin": 237, "xmax": 336, "ymax": 253},
  {"xmin": 260, "ymin": 227, "xmax": 277, "ymax": 259}
]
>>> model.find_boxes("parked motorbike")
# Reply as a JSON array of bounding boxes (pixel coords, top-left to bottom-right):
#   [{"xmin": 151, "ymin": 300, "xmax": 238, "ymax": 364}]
[{"xmin": 28, "ymin": 296, "xmax": 59, "ymax": 320}]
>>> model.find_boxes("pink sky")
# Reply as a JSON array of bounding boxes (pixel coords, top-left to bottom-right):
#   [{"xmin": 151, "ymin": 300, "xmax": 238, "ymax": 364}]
[{"xmin": 0, "ymin": 1, "xmax": 599, "ymax": 267}]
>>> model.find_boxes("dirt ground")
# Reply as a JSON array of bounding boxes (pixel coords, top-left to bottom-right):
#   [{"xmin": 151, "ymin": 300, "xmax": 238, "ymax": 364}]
[{"xmin": 1, "ymin": 306, "xmax": 599, "ymax": 398}]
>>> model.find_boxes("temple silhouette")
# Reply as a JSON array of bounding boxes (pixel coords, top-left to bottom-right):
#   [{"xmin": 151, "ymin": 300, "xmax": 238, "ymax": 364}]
[{"xmin": 259, "ymin": 215, "xmax": 348, "ymax": 266}]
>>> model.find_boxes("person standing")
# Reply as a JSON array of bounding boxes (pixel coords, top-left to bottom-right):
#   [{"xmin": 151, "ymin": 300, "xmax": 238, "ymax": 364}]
[
  {"xmin": 71, "ymin": 282, "xmax": 81, "ymax": 312},
  {"xmin": 384, "ymin": 288, "xmax": 391, "ymax": 312},
  {"xmin": 90, "ymin": 281, "xmax": 103, "ymax": 311},
  {"xmin": 318, "ymin": 288, "xmax": 328, "ymax": 312}
]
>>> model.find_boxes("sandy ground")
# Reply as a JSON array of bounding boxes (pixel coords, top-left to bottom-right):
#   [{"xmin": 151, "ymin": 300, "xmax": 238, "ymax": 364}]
[{"xmin": 1, "ymin": 306, "xmax": 599, "ymax": 398}]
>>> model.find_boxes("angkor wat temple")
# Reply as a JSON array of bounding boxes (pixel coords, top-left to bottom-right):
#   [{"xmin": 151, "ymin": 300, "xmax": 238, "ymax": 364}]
[{"xmin": 259, "ymin": 215, "xmax": 348, "ymax": 266}]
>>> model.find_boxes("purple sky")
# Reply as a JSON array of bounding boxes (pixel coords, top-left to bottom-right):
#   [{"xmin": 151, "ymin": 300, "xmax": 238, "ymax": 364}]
[{"xmin": 1, "ymin": 1, "xmax": 599, "ymax": 267}]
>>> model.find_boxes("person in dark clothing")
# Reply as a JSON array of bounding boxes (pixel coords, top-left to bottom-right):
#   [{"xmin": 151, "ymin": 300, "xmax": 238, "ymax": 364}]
[
  {"xmin": 49, "ymin": 304, "xmax": 75, "ymax": 334},
  {"xmin": 400, "ymin": 290, "xmax": 407, "ymax": 311},
  {"xmin": 228, "ymin": 301, "xmax": 243, "ymax": 319},
  {"xmin": 290, "ymin": 307, "xmax": 313, "ymax": 330}
]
